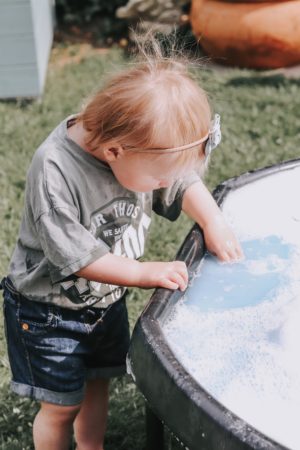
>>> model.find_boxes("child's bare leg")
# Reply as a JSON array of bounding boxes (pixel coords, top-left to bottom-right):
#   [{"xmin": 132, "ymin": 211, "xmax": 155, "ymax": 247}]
[
  {"xmin": 33, "ymin": 402, "xmax": 81, "ymax": 450},
  {"xmin": 74, "ymin": 378, "xmax": 109, "ymax": 450}
]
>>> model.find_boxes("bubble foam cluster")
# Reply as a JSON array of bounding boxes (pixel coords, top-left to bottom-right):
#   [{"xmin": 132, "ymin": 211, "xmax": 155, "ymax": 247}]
[{"xmin": 163, "ymin": 166, "xmax": 300, "ymax": 449}]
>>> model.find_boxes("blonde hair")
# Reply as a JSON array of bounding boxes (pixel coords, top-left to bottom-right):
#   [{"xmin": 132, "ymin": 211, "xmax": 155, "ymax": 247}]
[{"xmin": 77, "ymin": 32, "xmax": 212, "ymax": 172}]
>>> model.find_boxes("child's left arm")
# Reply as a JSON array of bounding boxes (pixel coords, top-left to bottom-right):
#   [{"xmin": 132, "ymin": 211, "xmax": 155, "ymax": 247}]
[{"xmin": 182, "ymin": 179, "xmax": 243, "ymax": 262}]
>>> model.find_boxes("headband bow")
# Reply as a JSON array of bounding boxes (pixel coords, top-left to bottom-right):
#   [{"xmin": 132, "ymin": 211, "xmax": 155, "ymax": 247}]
[{"xmin": 205, "ymin": 114, "xmax": 221, "ymax": 157}]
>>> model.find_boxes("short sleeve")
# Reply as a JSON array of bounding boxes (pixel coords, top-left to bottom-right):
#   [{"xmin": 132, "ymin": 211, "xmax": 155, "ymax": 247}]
[
  {"xmin": 36, "ymin": 207, "xmax": 110, "ymax": 283},
  {"xmin": 28, "ymin": 152, "xmax": 110, "ymax": 283},
  {"xmin": 152, "ymin": 171, "xmax": 201, "ymax": 221}
]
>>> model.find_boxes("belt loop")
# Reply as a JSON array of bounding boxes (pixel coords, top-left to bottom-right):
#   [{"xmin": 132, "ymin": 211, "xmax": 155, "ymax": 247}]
[
  {"xmin": 2, "ymin": 277, "xmax": 20, "ymax": 297},
  {"xmin": 96, "ymin": 303, "xmax": 113, "ymax": 324}
]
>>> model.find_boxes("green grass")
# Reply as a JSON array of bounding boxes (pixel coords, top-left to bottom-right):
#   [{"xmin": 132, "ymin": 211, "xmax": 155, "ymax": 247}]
[{"xmin": 0, "ymin": 46, "xmax": 300, "ymax": 449}]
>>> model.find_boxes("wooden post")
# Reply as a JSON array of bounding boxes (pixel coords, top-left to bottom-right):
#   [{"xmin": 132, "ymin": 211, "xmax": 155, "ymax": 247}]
[{"xmin": 0, "ymin": 0, "xmax": 54, "ymax": 98}]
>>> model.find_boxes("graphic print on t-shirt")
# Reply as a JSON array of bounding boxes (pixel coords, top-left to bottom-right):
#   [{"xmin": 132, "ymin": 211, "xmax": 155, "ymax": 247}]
[{"xmin": 60, "ymin": 196, "xmax": 151, "ymax": 307}]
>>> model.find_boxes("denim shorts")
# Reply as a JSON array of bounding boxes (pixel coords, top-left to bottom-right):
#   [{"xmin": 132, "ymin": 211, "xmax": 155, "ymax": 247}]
[{"xmin": 1, "ymin": 278, "xmax": 130, "ymax": 406}]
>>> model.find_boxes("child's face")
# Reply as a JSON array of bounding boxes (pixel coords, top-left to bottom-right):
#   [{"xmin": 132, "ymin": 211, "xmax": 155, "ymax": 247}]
[{"xmin": 108, "ymin": 151, "xmax": 194, "ymax": 193}]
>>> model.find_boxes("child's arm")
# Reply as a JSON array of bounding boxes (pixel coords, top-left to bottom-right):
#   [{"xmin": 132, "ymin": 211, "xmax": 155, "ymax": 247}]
[
  {"xmin": 182, "ymin": 179, "xmax": 243, "ymax": 262},
  {"xmin": 76, "ymin": 254, "xmax": 188, "ymax": 291}
]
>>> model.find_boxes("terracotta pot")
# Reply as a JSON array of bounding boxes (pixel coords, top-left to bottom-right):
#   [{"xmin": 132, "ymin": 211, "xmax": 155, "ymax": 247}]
[
  {"xmin": 191, "ymin": 0, "xmax": 300, "ymax": 68},
  {"xmin": 221, "ymin": 0, "xmax": 290, "ymax": 3}
]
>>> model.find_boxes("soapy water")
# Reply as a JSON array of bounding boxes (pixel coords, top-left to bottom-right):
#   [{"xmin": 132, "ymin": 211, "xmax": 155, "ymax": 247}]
[
  {"xmin": 163, "ymin": 166, "xmax": 300, "ymax": 449},
  {"xmin": 187, "ymin": 236, "xmax": 293, "ymax": 312}
]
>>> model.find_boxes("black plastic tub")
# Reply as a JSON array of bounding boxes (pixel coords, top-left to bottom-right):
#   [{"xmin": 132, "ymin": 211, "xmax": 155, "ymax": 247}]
[{"xmin": 127, "ymin": 159, "xmax": 300, "ymax": 450}]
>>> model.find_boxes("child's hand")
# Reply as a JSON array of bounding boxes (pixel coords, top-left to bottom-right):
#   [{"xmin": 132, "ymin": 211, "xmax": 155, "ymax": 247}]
[
  {"xmin": 138, "ymin": 261, "xmax": 188, "ymax": 291},
  {"xmin": 202, "ymin": 214, "xmax": 243, "ymax": 262}
]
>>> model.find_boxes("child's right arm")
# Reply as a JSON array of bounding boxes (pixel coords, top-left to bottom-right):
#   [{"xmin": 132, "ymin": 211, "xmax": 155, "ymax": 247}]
[{"xmin": 75, "ymin": 253, "xmax": 188, "ymax": 292}]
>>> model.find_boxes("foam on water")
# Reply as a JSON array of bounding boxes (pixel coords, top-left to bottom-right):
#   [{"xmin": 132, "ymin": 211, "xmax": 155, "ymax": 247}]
[
  {"xmin": 223, "ymin": 168, "xmax": 300, "ymax": 246},
  {"xmin": 163, "ymin": 166, "xmax": 300, "ymax": 449}
]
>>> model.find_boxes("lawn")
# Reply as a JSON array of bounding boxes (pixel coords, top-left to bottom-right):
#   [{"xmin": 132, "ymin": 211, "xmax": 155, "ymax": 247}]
[{"xmin": 0, "ymin": 43, "xmax": 300, "ymax": 449}]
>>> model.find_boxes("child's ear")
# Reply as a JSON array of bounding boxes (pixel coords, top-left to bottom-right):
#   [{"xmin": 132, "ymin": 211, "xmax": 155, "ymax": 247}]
[{"xmin": 103, "ymin": 145, "xmax": 124, "ymax": 162}]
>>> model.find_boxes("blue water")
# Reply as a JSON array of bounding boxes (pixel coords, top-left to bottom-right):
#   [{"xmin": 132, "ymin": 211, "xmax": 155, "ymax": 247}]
[{"xmin": 187, "ymin": 236, "xmax": 293, "ymax": 312}]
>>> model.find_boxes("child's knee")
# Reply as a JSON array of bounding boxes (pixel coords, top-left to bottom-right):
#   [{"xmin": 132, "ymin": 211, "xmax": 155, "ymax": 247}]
[{"xmin": 40, "ymin": 401, "xmax": 81, "ymax": 425}]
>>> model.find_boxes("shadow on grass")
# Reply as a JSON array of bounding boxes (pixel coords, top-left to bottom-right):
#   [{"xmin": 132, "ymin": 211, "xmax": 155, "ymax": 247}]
[
  {"xmin": 0, "ymin": 98, "xmax": 35, "ymax": 109},
  {"xmin": 105, "ymin": 377, "xmax": 146, "ymax": 450},
  {"xmin": 226, "ymin": 74, "xmax": 300, "ymax": 88},
  {"xmin": 0, "ymin": 377, "xmax": 146, "ymax": 450},
  {"xmin": 0, "ymin": 383, "xmax": 38, "ymax": 450}
]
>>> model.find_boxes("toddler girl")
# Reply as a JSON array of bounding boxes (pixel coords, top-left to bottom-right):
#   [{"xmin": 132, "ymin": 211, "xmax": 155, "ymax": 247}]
[{"xmin": 1, "ymin": 38, "xmax": 242, "ymax": 450}]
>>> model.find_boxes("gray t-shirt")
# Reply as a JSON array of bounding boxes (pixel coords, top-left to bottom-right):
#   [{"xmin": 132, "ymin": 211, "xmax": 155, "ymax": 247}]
[{"xmin": 8, "ymin": 116, "xmax": 200, "ymax": 309}]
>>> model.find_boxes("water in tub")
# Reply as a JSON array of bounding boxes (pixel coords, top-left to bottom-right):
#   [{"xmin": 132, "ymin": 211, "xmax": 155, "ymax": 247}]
[{"xmin": 163, "ymin": 166, "xmax": 300, "ymax": 449}]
